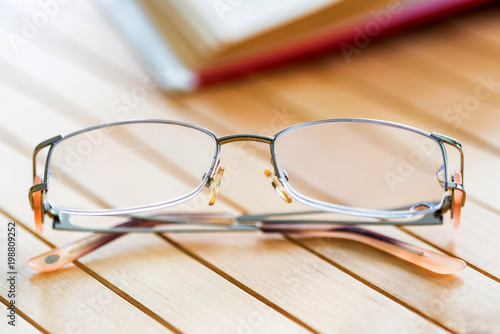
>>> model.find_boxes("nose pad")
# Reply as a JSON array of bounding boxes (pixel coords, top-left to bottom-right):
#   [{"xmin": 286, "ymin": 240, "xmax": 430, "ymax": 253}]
[
  {"xmin": 208, "ymin": 166, "xmax": 225, "ymax": 206},
  {"xmin": 451, "ymin": 170, "xmax": 463, "ymax": 229},
  {"xmin": 435, "ymin": 165, "xmax": 445, "ymax": 188},
  {"xmin": 409, "ymin": 203, "xmax": 432, "ymax": 212},
  {"xmin": 264, "ymin": 169, "xmax": 292, "ymax": 203}
]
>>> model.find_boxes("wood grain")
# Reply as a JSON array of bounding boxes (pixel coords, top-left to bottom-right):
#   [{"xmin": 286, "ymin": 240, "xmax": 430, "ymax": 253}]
[{"xmin": 0, "ymin": 0, "xmax": 499, "ymax": 332}]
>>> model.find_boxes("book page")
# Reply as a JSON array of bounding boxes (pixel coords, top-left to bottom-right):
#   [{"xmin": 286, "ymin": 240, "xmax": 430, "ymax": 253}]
[{"xmin": 170, "ymin": 0, "xmax": 343, "ymax": 44}]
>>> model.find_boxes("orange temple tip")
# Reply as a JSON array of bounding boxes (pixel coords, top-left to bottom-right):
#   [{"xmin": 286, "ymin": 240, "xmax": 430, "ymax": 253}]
[
  {"xmin": 33, "ymin": 176, "xmax": 44, "ymax": 234},
  {"xmin": 289, "ymin": 230, "xmax": 467, "ymax": 275},
  {"xmin": 453, "ymin": 171, "xmax": 463, "ymax": 229},
  {"xmin": 28, "ymin": 248, "xmax": 72, "ymax": 272}
]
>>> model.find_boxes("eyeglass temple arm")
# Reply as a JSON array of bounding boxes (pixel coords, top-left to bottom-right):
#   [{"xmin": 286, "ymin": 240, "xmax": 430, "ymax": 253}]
[
  {"xmin": 28, "ymin": 218, "xmax": 157, "ymax": 273},
  {"xmin": 28, "ymin": 212, "xmax": 465, "ymax": 274},
  {"xmin": 239, "ymin": 204, "xmax": 446, "ymax": 226},
  {"xmin": 48, "ymin": 197, "xmax": 451, "ymax": 234},
  {"xmin": 262, "ymin": 224, "xmax": 466, "ymax": 275}
]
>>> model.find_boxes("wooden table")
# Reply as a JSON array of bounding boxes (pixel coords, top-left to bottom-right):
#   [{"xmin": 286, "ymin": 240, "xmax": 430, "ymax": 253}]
[{"xmin": 1, "ymin": 1, "xmax": 499, "ymax": 333}]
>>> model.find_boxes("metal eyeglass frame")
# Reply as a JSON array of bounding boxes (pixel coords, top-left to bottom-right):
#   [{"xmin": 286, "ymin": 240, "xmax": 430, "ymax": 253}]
[
  {"xmin": 29, "ymin": 118, "xmax": 466, "ymax": 234},
  {"xmin": 27, "ymin": 118, "xmax": 467, "ymax": 274}
]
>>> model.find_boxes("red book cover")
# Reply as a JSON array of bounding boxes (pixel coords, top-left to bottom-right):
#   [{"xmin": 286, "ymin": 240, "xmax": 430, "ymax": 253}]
[
  {"xmin": 100, "ymin": 0, "xmax": 493, "ymax": 92},
  {"xmin": 198, "ymin": 0, "xmax": 493, "ymax": 87}
]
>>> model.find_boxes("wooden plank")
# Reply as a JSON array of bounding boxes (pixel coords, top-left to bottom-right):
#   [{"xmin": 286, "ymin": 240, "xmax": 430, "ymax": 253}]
[
  {"xmin": 0, "ymin": 296, "xmax": 44, "ymax": 334},
  {"xmin": 170, "ymin": 226, "xmax": 500, "ymax": 333},
  {"xmin": 0, "ymin": 21, "xmax": 450, "ymax": 334},
  {"xmin": 450, "ymin": 7, "xmax": 500, "ymax": 51},
  {"xmin": 249, "ymin": 62, "xmax": 500, "ymax": 213},
  {"xmin": 313, "ymin": 46, "xmax": 500, "ymax": 152},
  {"xmin": 0, "ymin": 123, "xmax": 314, "ymax": 333},
  {"xmin": 77, "ymin": 231, "xmax": 313, "ymax": 333},
  {"xmin": 1, "ymin": 2, "xmax": 499, "ymax": 332},
  {"xmin": 388, "ymin": 30, "xmax": 500, "ymax": 86},
  {"xmin": 3, "ymin": 0, "xmax": 143, "ymax": 78},
  {"xmin": 247, "ymin": 68, "xmax": 500, "ymax": 259},
  {"xmin": 355, "ymin": 40, "xmax": 500, "ymax": 146},
  {"xmin": 0, "ymin": 215, "xmax": 174, "ymax": 333},
  {"xmin": 292, "ymin": 226, "xmax": 500, "ymax": 333},
  {"xmin": 0, "ymin": 59, "xmax": 448, "ymax": 334},
  {"xmin": 164, "ymin": 232, "xmax": 448, "ymax": 333},
  {"xmin": 402, "ymin": 200, "xmax": 500, "ymax": 278},
  {"xmin": 9, "ymin": 0, "xmax": 496, "ymax": 284},
  {"xmin": 0, "ymin": 133, "xmax": 447, "ymax": 333},
  {"xmin": 167, "ymin": 81, "xmax": 500, "ymax": 331},
  {"xmin": 0, "ymin": 60, "xmax": 312, "ymax": 333}
]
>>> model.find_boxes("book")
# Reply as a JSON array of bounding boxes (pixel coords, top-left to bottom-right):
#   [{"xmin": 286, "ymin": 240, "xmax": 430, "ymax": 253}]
[{"xmin": 98, "ymin": 0, "xmax": 492, "ymax": 92}]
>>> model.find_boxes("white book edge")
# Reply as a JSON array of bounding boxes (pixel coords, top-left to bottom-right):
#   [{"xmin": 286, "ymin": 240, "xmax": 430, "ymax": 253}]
[{"xmin": 97, "ymin": 0, "xmax": 198, "ymax": 92}]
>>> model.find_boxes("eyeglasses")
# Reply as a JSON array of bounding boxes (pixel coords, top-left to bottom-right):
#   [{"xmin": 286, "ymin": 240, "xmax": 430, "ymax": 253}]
[{"xmin": 28, "ymin": 118, "xmax": 466, "ymax": 274}]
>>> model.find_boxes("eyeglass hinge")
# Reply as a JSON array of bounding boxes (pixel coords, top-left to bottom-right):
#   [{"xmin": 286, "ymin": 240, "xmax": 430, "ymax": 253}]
[
  {"xmin": 446, "ymin": 181, "xmax": 466, "ymax": 206},
  {"xmin": 430, "ymin": 133, "xmax": 462, "ymax": 149},
  {"xmin": 28, "ymin": 183, "xmax": 47, "ymax": 209}
]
